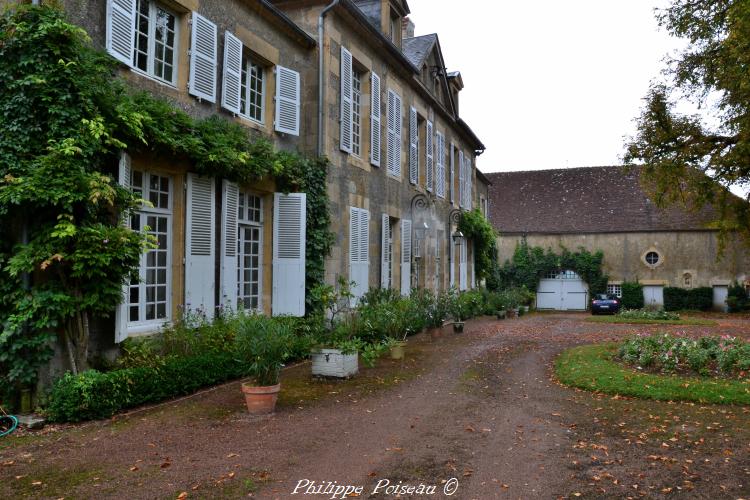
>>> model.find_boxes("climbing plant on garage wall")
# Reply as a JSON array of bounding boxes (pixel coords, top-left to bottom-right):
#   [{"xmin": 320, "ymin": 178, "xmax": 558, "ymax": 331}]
[
  {"xmin": 0, "ymin": 5, "xmax": 332, "ymax": 400},
  {"xmin": 490, "ymin": 239, "xmax": 608, "ymax": 294}
]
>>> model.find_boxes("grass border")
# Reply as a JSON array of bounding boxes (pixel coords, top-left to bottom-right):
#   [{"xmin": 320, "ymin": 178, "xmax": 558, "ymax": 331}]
[
  {"xmin": 555, "ymin": 343, "xmax": 750, "ymax": 405},
  {"xmin": 586, "ymin": 316, "xmax": 717, "ymax": 326}
]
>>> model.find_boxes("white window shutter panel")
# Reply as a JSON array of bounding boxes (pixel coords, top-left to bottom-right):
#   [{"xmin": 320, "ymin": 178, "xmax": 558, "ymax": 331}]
[
  {"xmin": 435, "ymin": 132, "xmax": 445, "ymax": 198},
  {"xmin": 380, "ymin": 213, "xmax": 390, "ymax": 288},
  {"xmin": 458, "ymin": 149, "xmax": 465, "ymax": 208},
  {"xmin": 459, "ymin": 239, "xmax": 468, "ymax": 291},
  {"xmin": 449, "ymin": 236, "xmax": 455, "ymax": 288},
  {"xmin": 189, "ymin": 13, "xmax": 218, "ymax": 103},
  {"xmin": 106, "ymin": 0, "xmax": 136, "ymax": 66},
  {"xmin": 425, "ymin": 120, "xmax": 433, "ymax": 191},
  {"xmin": 114, "ymin": 151, "xmax": 132, "ymax": 343},
  {"xmin": 272, "ymin": 193, "xmax": 306, "ymax": 316},
  {"xmin": 386, "ymin": 90, "xmax": 396, "ymax": 176},
  {"xmin": 370, "ymin": 72, "xmax": 381, "ymax": 167},
  {"xmin": 185, "ymin": 173, "xmax": 216, "ymax": 319},
  {"xmin": 409, "ymin": 107, "xmax": 418, "ymax": 184},
  {"xmin": 450, "ymin": 142, "xmax": 455, "ymax": 205},
  {"xmin": 220, "ymin": 180, "xmax": 239, "ymax": 310},
  {"xmin": 400, "ymin": 219, "xmax": 412, "ymax": 296},
  {"xmin": 349, "ymin": 207, "xmax": 370, "ymax": 302},
  {"xmin": 393, "ymin": 93, "xmax": 402, "ymax": 177},
  {"xmin": 349, "ymin": 207, "xmax": 360, "ymax": 298},
  {"xmin": 360, "ymin": 208, "xmax": 369, "ymax": 284},
  {"xmin": 221, "ymin": 31, "xmax": 243, "ymax": 114},
  {"xmin": 467, "ymin": 156, "xmax": 473, "ymax": 209},
  {"xmin": 340, "ymin": 46, "xmax": 353, "ymax": 153},
  {"xmin": 275, "ymin": 66, "xmax": 301, "ymax": 136}
]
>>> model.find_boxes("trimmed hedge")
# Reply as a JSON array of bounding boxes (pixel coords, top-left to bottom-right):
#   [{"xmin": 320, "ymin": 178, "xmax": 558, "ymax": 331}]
[
  {"xmin": 46, "ymin": 352, "xmax": 248, "ymax": 422},
  {"xmin": 663, "ymin": 287, "xmax": 713, "ymax": 311},
  {"xmin": 620, "ymin": 282, "xmax": 644, "ymax": 310}
]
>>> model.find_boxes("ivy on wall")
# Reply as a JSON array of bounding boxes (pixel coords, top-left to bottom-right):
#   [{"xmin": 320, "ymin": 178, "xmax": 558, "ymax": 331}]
[
  {"xmin": 457, "ymin": 208, "xmax": 498, "ymax": 281},
  {"xmin": 0, "ymin": 5, "xmax": 332, "ymax": 398},
  {"xmin": 489, "ymin": 239, "xmax": 608, "ymax": 294}
]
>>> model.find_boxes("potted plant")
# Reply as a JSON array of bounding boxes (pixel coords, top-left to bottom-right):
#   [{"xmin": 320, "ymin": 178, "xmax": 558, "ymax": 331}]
[
  {"xmin": 426, "ymin": 290, "xmax": 449, "ymax": 339},
  {"xmin": 386, "ymin": 334, "xmax": 408, "ymax": 360},
  {"xmin": 309, "ymin": 279, "xmax": 360, "ymax": 378},
  {"xmin": 311, "ymin": 330, "xmax": 361, "ymax": 378},
  {"xmin": 450, "ymin": 291, "xmax": 467, "ymax": 333},
  {"xmin": 234, "ymin": 315, "xmax": 296, "ymax": 415}
]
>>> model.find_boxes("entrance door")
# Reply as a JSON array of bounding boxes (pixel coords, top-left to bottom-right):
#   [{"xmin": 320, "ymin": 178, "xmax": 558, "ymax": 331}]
[
  {"xmin": 643, "ymin": 285, "xmax": 664, "ymax": 308},
  {"xmin": 713, "ymin": 285, "xmax": 729, "ymax": 312}
]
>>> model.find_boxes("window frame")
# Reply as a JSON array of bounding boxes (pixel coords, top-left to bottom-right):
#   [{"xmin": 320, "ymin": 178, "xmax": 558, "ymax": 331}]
[
  {"xmin": 236, "ymin": 191, "xmax": 264, "ymax": 311},
  {"xmin": 127, "ymin": 170, "xmax": 173, "ymax": 333},
  {"xmin": 239, "ymin": 52, "xmax": 266, "ymax": 125},
  {"xmin": 132, "ymin": 0, "xmax": 179, "ymax": 86},
  {"xmin": 351, "ymin": 69, "xmax": 363, "ymax": 157},
  {"xmin": 606, "ymin": 284, "xmax": 622, "ymax": 298}
]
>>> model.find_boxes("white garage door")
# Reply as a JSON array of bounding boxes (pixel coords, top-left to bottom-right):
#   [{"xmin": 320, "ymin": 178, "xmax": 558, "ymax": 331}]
[
  {"xmin": 536, "ymin": 270, "xmax": 588, "ymax": 311},
  {"xmin": 713, "ymin": 286, "xmax": 728, "ymax": 312},
  {"xmin": 643, "ymin": 285, "xmax": 664, "ymax": 308}
]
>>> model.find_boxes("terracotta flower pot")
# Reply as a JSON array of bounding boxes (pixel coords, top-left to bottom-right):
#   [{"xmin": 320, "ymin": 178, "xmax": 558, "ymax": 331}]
[
  {"xmin": 241, "ymin": 382, "xmax": 281, "ymax": 415},
  {"xmin": 428, "ymin": 326, "xmax": 444, "ymax": 340},
  {"xmin": 453, "ymin": 322, "xmax": 464, "ymax": 333},
  {"xmin": 390, "ymin": 341, "xmax": 407, "ymax": 359}
]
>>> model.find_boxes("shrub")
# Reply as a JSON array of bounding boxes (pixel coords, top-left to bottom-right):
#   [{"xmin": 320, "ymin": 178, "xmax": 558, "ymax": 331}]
[
  {"xmin": 46, "ymin": 352, "xmax": 249, "ymax": 422},
  {"xmin": 234, "ymin": 315, "xmax": 302, "ymax": 386},
  {"xmin": 618, "ymin": 333, "xmax": 750, "ymax": 378},
  {"xmin": 617, "ymin": 309, "xmax": 680, "ymax": 321},
  {"xmin": 663, "ymin": 287, "xmax": 713, "ymax": 311},
  {"xmin": 620, "ymin": 282, "xmax": 644, "ymax": 310},
  {"xmin": 727, "ymin": 282, "xmax": 749, "ymax": 312}
]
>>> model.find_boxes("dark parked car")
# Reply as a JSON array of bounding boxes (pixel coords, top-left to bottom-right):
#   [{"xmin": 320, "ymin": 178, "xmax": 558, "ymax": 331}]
[{"xmin": 591, "ymin": 293, "xmax": 621, "ymax": 315}]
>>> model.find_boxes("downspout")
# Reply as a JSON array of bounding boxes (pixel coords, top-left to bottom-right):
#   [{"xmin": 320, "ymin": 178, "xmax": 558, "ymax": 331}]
[{"xmin": 318, "ymin": 0, "xmax": 341, "ymax": 156}]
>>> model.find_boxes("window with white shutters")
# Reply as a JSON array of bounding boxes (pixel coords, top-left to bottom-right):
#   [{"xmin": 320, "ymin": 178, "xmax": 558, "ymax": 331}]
[
  {"xmin": 188, "ymin": 12, "xmax": 217, "ymax": 102},
  {"xmin": 237, "ymin": 192, "xmax": 263, "ymax": 311},
  {"xmin": 185, "ymin": 173, "xmax": 216, "ymax": 319},
  {"xmin": 458, "ymin": 149, "xmax": 464, "ymax": 208},
  {"xmin": 409, "ymin": 107, "xmax": 418, "ymax": 184},
  {"xmin": 272, "ymin": 193, "xmax": 306, "ymax": 316},
  {"xmin": 370, "ymin": 72, "xmax": 381, "ymax": 167},
  {"xmin": 425, "ymin": 120, "xmax": 433, "ymax": 191},
  {"xmin": 381, "ymin": 214, "xmax": 393, "ymax": 288},
  {"xmin": 128, "ymin": 170, "xmax": 173, "ymax": 331},
  {"xmin": 340, "ymin": 46, "xmax": 353, "ymax": 153},
  {"xmin": 349, "ymin": 207, "xmax": 370, "ymax": 302},
  {"xmin": 275, "ymin": 66, "xmax": 300, "ymax": 136},
  {"xmin": 400, "ymin": 219, "xmax": 412, "ymax": 296},
  {"xmin": 386, "ymin": 89, "xmax": 402, "ymax": 178},
  {"xmin": 435, "ymin": 132, "xmax": 445, "ymax": 198}
]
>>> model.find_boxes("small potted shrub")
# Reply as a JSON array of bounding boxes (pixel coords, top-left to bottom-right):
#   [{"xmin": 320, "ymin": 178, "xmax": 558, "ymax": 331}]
[
  {"xmin": 386, "ymin": 334, "xmax": 408, "ymax": 360},
  {"xmin": 450, "ymin": 291, "xmax": 467, "ymax": 333},
  {"xmin": 235, "ymin": 315, "xmax": 296, "ymax": 415},
  {"xmin": 308, "ymin": 279, "xmax": 360, "ymax": 378},
  {"xmin": 426, "ymin": 290, "xmax": 449, "ymax": 339}
]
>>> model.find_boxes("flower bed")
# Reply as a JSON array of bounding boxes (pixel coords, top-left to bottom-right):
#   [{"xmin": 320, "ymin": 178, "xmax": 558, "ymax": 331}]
[
  {"xmin": 619, "ymin": 333, "xmax": 750, "ymax": 377},
  {"xmin": 617, "ymin": 309, "xmax": 680, "ymax": 321}
]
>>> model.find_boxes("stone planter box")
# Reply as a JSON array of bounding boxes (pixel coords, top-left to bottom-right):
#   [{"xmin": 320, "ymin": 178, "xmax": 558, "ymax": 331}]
[{"xmin": 311, "ymin": 349, "xmax": 358, "ymax": 378}]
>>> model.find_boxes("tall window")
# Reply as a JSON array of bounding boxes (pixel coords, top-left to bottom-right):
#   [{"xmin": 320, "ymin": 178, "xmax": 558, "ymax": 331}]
[
  {"xmin": 237, "ymin": 192, "xmax": 263, "ymax": 310},
  {"xmin": 352, "ymin": 70, "xmax": 362, "ymax": 156},
  {"xmin": 128, "ymin": 171, "xmax": 172, "ymax": 325},
  {"xmin": 239, "ymin": 55, "xmax": 265, "ymax": 123},
  {"xmin": 133, "ymin": 0, "xmax": 178, "ymax": 84}
]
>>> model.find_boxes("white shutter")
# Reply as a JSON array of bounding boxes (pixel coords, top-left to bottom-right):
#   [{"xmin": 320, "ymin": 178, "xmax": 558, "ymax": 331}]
[
  {"xmin": 370, "ymin": 72, "xmax": 381, "ymax": 166},
  {"xmin": 114, "ymin": 151, "xmax": 132, "ymax": 343},
  {"xmin": 340, "ymin": 46, "xmax": 353, "ymax": 153},
  {"xmin": 220, "ymin": 180, "xmax": 239, "ymax": 309},
  {"xmin": 221, "ymin": 31, "xmax": 243, "ymax": 114},
  {"xmin": 189, "ymin": 13, "xmax": 218, "ymax": 103},
  {"xmin": 466, "ymin": 155, "xmax": 473, "ymax": 209},
  {"xmin": 449, "ymin": 235, "xmax": 455, "ymax": 288},
  {"xmin": 458, "ymin": 149, "xmax": 465, "ymax": 208},
  {"xmin": 275, "ymin": 66, "xmax": 301, "ymax": 136},
  {"xmin": 185, "ymin": 173, "xmax": 216, "ymax": 319},
  {"xmin": 449, "ymin": 142, "xmax": 455, "ymax": 205},
  {"xmin": 386, "ymin": 90, "xmax": 396, "ymax": 176},
  {"xmin": 394, "ymin": 93, "xmax": 402, "ymax": 177},
  {"xmin": 459, "ymin": 238, "xmax": 468, "ymax": 291},
  {"xmin": 272, "ymin": 193, "xmax": 306, "ymax": 316},
  {"xmin": 409, "ymin": 107, "xmax": 418, "ymax": 184},
  {"xmin": 380, "ymin": 213, "xmax": 390, "ymax": 288},
  {"xmin": 425, "ymin": 120, "xmax": 434, "ymax": 191},
  {"xmin": 106, "ymin": 0, "xmax": 136, "ymax": 66},
  {"xmin": 400, "ymin": 219, "xmax": 412, "ymax": 296},
  {"xmin": 436, "ymin": 132, "xmax": 445, "ymax": 198},
  {"xmin": 349, "ymin": 207, "xmax": 370, "ymax": 302}
]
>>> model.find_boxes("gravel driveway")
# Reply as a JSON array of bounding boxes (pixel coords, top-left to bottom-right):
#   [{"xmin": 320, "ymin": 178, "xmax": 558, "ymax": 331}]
[{"xmin": 2, "ymin": 313, "xmax": 750, "ymax": 499}]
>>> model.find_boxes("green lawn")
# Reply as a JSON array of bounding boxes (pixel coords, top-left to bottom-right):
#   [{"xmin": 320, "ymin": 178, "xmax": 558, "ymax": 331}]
[
  {"xmin": 586, "ymin": 315, "xmax": 717, "ymax": 326},
  {"xmin": 555, "ymin": 343, "xmax": 750, "ymax": 405}
]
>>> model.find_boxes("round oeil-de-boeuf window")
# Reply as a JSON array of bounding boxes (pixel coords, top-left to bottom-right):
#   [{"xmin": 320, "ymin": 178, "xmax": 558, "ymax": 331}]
[{"xmin": 645, "ymin": 251, "xmax": 660, "ymax": 265}]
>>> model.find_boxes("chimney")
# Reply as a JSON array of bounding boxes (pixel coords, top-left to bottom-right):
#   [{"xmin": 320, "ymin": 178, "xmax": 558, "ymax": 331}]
[{"xmin": 402, "ymin": 17, "xmax": 415, "ymax": 39}]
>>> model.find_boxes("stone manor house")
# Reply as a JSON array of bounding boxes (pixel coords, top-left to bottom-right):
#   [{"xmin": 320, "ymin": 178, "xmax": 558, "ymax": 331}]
[{"xmin": 9, "ymin": 0, "xmax": 488, "ymax": 351}]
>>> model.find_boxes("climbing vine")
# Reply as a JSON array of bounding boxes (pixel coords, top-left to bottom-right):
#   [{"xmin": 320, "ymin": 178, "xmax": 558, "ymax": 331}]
[
  {"xmin": 0, "ymin": 5, "xmax": 332, "ymax": 401},
  {"xmin": 457, "ymin": 208, "xmax": 497, "ymax": 282},
  {"xmin": 489, "ymin": 239, "xmax": 608, "ymax": 294}
]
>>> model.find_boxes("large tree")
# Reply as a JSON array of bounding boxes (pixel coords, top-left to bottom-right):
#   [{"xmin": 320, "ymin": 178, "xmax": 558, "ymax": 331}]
[{"xmin": 625, "ymin": 0, "xmax": 750, "ymax": 241}]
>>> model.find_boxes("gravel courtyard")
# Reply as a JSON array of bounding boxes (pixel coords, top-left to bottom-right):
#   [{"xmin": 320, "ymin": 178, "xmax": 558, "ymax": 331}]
[{"xmin": 2, "ymin": 313, "xmax": 750, "ymax": 499}]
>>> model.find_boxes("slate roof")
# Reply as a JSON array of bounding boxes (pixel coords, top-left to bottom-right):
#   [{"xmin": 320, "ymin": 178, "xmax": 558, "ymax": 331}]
[
  {"xmin": 485, "ymin": 166, "xmax": 718, "ymax": 234},
  {"xmin": 402, "ymin": 34, "xmax": 437, "ymax": 69}
]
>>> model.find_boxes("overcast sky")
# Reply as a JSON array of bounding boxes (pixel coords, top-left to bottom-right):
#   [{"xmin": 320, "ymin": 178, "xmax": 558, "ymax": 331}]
[{"xmin": 408, "ymin": 0, "xmax": 683, "ymax": 174}]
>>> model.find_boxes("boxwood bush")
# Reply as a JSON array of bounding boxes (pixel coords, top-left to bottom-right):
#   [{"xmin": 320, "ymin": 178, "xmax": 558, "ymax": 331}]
[
  {"xmin": 620, "ymin": 282, "xmax": 644, "ymax": 310},
  {"xmin": 46, "ymin": 352, "xmax": 249, "ymax": 422},
  {"xmin": 663, "ymin": 287, "xmax": 713, "ymax": 311}
]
